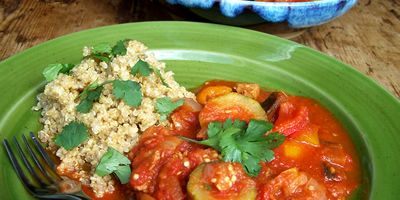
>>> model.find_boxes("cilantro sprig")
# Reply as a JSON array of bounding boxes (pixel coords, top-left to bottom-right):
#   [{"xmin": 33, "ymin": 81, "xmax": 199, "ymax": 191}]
[
  {"xmin": 131, "ymin": 60, "xmax": 169, "ymax": 87},
  {"xmin": 83, "ymin": 39, "xmax": 130, "ymax": 75},
  {"xmin": 83, "ymin": 40, "xmax": 128, "ymax": 63},
  {"xmin": 154, "ymin": 97, "xmax": 185, "ymax": 120},
  {"xmin": 42, "ymin": 40, "xmax": 129, "ymax": 82},
  {"xmin": 112, "ymin": 79, "xmax": 142, "ymax": 108},
  {"xmin": 179, "ymin": 118, "xmax": 286, "ymax": 177},
  {"xmin": 76, "ymin": 79, "xmax": 142, "ymax": 113},
  {"xmin": 54, "ymin": 121, "xmax": 89, "ymax": 150},
  {"xmin": 77, "ymin": 81, "xmax": 104, "ymax": 113},
  {"xmin": 95, "ymin": 147, "xmax": 131, "ymax": 184}
]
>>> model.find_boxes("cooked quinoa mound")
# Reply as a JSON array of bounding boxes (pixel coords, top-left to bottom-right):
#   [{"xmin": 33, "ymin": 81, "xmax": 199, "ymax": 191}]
[{"xmin": 32, "ymin": 40, "xmax": 196, "ymax": 198}]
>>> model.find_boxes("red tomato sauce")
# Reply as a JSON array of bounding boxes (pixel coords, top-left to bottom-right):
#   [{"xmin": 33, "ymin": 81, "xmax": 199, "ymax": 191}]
[
  {"xmin": 89, "ymin": 80, "xmax": 362, "ymax": 200},
  {"xmin": 82, "ymin": 183, "xmax": 135, "ymax": 200},
  {"xmin": 259, "ymin": 96, "xmax": 362, "ymax": 199}
]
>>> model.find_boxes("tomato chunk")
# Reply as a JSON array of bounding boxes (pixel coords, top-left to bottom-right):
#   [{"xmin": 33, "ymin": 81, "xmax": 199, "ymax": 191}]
[
  {"xmin": 257, "ymin": 167, "xmax": 327, "ymax": 200},
  {"xmin": 129, "ymin": 126, "xmax": 221, "ymax": 199},
  {"xmin": 272, "ymin": 102, "xmax": 309, "ymax": 136},
  {"xmin": 171, "ymin": 106, "xmax": 200, "ymax": 139}
]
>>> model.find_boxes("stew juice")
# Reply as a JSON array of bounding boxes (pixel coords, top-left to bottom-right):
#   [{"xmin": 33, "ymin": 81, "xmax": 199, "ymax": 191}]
[{"xmin": 88, "ymin": 80, "xmax": 362, "ymax": 200}]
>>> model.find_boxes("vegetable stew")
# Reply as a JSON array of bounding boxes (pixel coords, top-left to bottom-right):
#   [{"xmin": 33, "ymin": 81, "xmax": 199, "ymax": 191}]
[{"xmin": 123, "ymin": 80, "xmax": 362, "ymax": 200}]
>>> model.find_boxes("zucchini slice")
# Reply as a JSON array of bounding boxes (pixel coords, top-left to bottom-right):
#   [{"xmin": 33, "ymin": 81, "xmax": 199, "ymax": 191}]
[{"xmin": 187, "ymin": 162, "xmax": 257, "ymax": 200}]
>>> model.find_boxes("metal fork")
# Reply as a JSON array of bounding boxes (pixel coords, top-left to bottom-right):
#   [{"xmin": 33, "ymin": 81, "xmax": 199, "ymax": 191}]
[{"xmin": 3, "ymin": 132, "xmax": 92, "ymax": 200}]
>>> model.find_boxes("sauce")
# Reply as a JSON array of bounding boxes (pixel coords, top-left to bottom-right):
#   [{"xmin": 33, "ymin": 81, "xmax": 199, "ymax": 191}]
[
  {"xmin": 90, "ymin": 80, "xmax": 362, "ymax": 199},
  {"xmin": 257, "ymin": 95, "xmax": 361, "ymax": 199}
]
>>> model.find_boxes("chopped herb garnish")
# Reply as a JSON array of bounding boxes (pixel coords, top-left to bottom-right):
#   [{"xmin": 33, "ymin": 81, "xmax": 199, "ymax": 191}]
[
  {"xmin": 131, "ymin": 60, "xmax": 152, "ymax": 77},
  {"xmin": 76, "ymin": 86, "xmax": 103, "ymax": 113},
  {"xmin": 95, "ymin": 147, "xmax": 131, "ymax": 184},
  {"xmin": 112, "ymin": 79, "xmax": 142, "ymax": 108},
  {"xmin": 83, "ymin": 40, "xmax": 130, "ymax": 75},
  {"xmin": 131, "ymin": 60, "xmax": 169, "ymax": 87},
  {"xmin": 76, "ymin": 79, "xmax": 142, "ymax": 113},
  {"xmin": 76, "ymin": 80, "xmax": 112, "ymax": 113},
  {"xmin": 155, "ymin": 97, "xmax": 185, "ymax": 121},
  {"xmin": 85, "ymin": 40, "xmax": 129, "ymax": 61},
  {"xmin": 78, "ymin": 81, "xmax": 100, "ymax": 100},
  {"xmin": 77, "ymin": 79, "xmax": 142, "ymax": 113},
  {"xmin": 179, "ymin": 118, "xmax": 286, "ymax": 177},
  {"xmin": 54, "ymin": 121, "xmax": 89, "ymax": 151},
  {"xmin": 92, "ymin": 43, "xmax": 113, "ymax": 55},
  {"xmin": 150, "ymin": 65, "xmax": 169, "ymax": 88},
  {"xmin": 42, "ymin": 63, "xmax": 75, "ymax": 81},
  {"xmin": 112, "ymin": 40, "xmax": 129, "ymax": 56}
]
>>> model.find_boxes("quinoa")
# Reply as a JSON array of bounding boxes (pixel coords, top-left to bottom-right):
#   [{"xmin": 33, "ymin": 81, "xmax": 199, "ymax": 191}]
[{"xmin": 32, "ymin": 40, "xmax": 196, "ymax": 198}]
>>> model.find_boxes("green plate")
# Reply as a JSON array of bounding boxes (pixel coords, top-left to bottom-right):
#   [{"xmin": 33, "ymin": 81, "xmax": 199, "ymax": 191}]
[{"xmin": 0, "ymin": 22, "xmax": 399, "ymax": 199}]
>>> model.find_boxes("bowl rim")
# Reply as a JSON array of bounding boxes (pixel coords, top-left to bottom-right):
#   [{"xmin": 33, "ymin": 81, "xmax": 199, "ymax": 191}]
[
  {"xmin": 166, "ymin": 0, "xmax": 356, "ymax": 7},
  {"xmin": 162, "ymin": 0, "xmax": 359, "ymax": 28}
]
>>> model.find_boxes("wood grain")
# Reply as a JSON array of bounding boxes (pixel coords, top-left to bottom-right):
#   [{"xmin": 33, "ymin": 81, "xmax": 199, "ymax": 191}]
[
  {"xmin": 0, "ymin": 0, "xmax": 134, "ymax": 60},
  {"xmin": 293, "ymin": 0, "xmax": 400, "ymax": 99},
  {"xmin": 1, "ymin": 0, "xmax": 399, "ymax": 99}
]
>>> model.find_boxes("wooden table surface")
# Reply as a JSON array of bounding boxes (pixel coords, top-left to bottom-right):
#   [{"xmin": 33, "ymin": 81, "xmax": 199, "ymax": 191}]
[{"xmin": 1, "ymin": 0, "xmax": 399, "ymax": 99}]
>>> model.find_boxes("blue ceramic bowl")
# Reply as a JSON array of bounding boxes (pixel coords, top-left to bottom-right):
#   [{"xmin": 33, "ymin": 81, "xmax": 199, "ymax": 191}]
[{"xmin": 160, "ymin": 0, "xmax": 358, "ymax": 28}]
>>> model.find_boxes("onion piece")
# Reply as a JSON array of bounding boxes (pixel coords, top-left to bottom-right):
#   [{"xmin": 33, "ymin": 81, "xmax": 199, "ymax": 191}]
[{"xmin": 182, "ymin": 98, "xmax": 203, "ymax": 113}]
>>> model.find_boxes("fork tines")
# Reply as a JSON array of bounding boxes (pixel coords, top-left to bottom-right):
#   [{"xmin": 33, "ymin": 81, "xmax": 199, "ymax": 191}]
[
  {"xmin": 4, "ymin": 132, "xmax": 58, "ymax": 192},
  {"xmin": 3, "ymin": 132, "xmax": 91, "ymax": 200}
]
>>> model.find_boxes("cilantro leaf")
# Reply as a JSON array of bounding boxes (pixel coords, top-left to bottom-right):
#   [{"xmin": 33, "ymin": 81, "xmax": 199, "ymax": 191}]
[
  {"xmin": 76, "ymin": 79, "xmax": 142, "ymax": 113},
  {"xmin": 219, "ymin": 128, "xmax": 244, "ymax": 161},
  {"xmin": 76, "ymin": 82, "xmax": 104, "ymax": 113},
  {"xmin": 179, "ymin": 118, "xmax": 286, "ymax": 177},
  {"xmin": 95, "ymin": 147, "xmax": 131, "ymax": 184},
  {"xmin": 112, "ymin": 80, "xmax": 142, "ymax": 107},
  {"xmin": 87, "ymin": 86, "xmax": 103, "ymax": 101},
  {"xmin": 79, "ymin": 81, "xmax": 100, "ymax": 99},
  {"xmin": 113, "ymin": 165, "xmax": 131, "ymax": 185},
  {"xmin": 83, "ymin": 40, "xmax": 129, "ymax": 76},
  {"xmin": 150, "ymin": 65, "xmax": 169, "ymax": 87},
  {"xmin": 262, "ymin": 131, "xmax": 287, "ymax": 150},
  {"xmin": 92, "ymin": 43, "xmax": 112, "ymax": 54},
  {"xmin": 223, "ymin": 118, "xmax": 247, "ymax": 130},
  {"xmin": 241, "ymin": 152, "xmax": 265, "ymax": 176},
  {"xmin": 184, "ymin": 122, "xmax": 226, "ymax": 152},
  {"xmin": 86, "ymin": 40, "xmax": 128, "ymax": 60},
  {"xmin": 76, "ymin": 98, "xmax": 94, "ymax": 113},
  {"xmin": 54, "ymin": 121, "xmax": 89, "ymax": 150},
  {"xmin": 42, "ymin": 63, "xmax": 75, "ymax": 81},
  {"xmin": 207, "ymin": 121, "xmax": 223, "ymax": 138},
  {"xmin": 59, "ymin": 63, "xmax": 75, "ymax": 74},
  {"xmin": 154, "ymin": 97, "xmax": 184, "ymax": 121},
  {"xmin": 43, "ymin": 64, "xmax": 63, "ymax": 81},
  {"xmin": 131, "ymin": 60, "xmax": 152, "ymax": 77},
  {"xmin": 112, "ymin": 40, "xmax": 128, "ymax": 56},
  {"xmin": 131, "ymin": 60, "xmax": 169, "ymax": 87}
]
